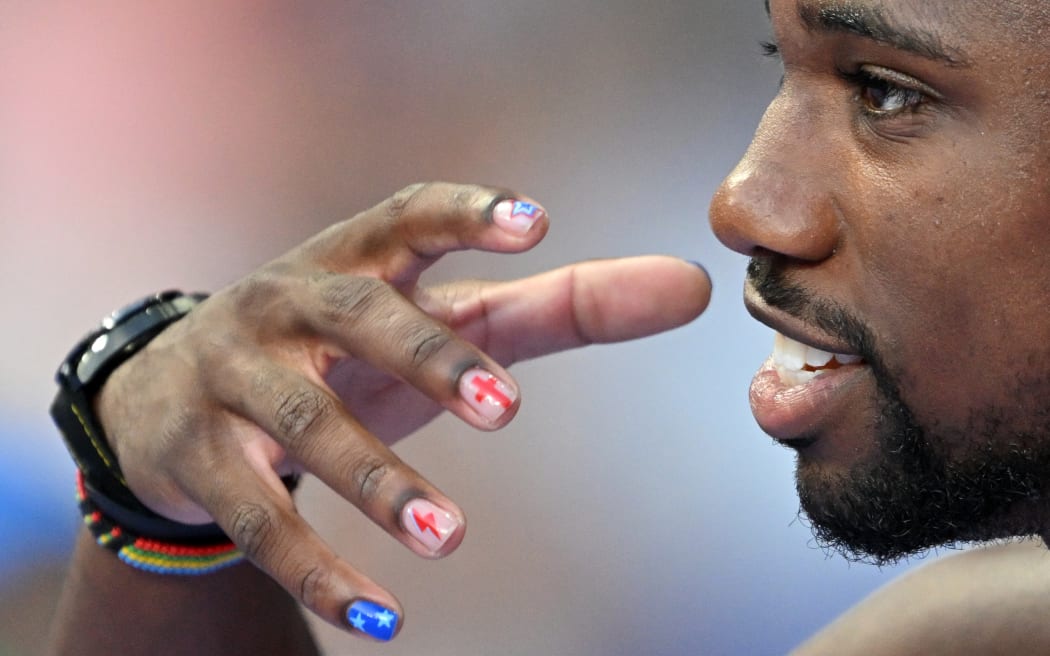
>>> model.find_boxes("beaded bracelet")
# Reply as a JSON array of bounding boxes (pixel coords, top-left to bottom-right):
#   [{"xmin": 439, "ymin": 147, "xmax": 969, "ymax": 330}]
[{"xmin": 75, "ymin": 470, "xmax": 244, "ymax": 576}]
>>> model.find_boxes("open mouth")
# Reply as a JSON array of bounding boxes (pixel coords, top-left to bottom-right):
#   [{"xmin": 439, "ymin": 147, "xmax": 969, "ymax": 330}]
[{"xmin": 773, "ymin": 332, "xmax": 865, "ymax": 387}]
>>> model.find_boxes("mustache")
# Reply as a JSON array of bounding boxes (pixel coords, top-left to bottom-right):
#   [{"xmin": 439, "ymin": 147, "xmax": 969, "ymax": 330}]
[{"xmin": 746, "ymin": 257, "xmax": 878, "ymax": 364}]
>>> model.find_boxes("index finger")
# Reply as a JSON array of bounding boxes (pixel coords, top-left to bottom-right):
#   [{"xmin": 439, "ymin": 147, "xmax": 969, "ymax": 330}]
[{"xmin": 299, "ymin": 182, "xmax": 551, "ymax": 282}]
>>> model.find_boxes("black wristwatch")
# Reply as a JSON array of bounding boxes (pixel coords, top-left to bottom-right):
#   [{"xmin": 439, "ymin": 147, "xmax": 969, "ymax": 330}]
[{"xmin": 50, "ymin": 290, "xmax": 228, "ymax": 541}]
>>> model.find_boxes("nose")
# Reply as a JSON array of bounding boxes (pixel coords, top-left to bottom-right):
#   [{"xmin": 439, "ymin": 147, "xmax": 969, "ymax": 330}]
[{"xmin": 709, "ymin": 99, "xmax": 841, "ymax": 261}]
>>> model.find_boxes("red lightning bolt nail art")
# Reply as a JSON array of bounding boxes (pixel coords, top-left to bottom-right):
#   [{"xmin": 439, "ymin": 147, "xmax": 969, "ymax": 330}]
[
  {"xmin": 403, "ymin": 499, "xmax": 458, "ymax": 553},
  {"xmin": 413, "ymin": 509, "xmax": 441, "ymax": 538}
]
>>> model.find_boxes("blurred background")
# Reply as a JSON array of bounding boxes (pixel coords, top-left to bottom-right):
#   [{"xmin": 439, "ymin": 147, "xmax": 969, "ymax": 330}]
[{"xmin": 0, "ymin": 1, "xmax": 925, "ymax": 654}]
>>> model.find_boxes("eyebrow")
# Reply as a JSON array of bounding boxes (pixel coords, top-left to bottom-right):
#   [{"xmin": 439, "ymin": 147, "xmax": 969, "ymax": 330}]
[{"xmin": 766, "ymin": 0, "xmax": 971, "ymax": 67}]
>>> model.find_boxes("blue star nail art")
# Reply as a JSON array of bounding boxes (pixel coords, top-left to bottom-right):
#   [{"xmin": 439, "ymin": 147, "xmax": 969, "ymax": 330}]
[
  {"xmin": 347, "ymin": 599, "xmax": 399, "ymax": 641},
  {"xmin": 511, "ymin": 200, "xmax": 539, "ymax": 218}
]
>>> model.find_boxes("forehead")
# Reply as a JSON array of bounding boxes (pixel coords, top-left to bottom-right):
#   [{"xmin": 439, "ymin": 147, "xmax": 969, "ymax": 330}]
[{"xmin": 767, "ymin": 0, "xmax": 1050, "ymax": 59}]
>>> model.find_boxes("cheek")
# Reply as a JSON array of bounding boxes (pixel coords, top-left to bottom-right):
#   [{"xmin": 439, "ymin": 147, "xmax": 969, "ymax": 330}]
[{"xmin": 846, "ymin": 156, "xmax": 1050, "ymax": 441}]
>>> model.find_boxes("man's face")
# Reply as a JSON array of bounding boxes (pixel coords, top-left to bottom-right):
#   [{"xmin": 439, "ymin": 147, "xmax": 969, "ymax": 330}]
[{"xmin": 710, "ymin": 0, "xmax": 1050, "ymax": 562}]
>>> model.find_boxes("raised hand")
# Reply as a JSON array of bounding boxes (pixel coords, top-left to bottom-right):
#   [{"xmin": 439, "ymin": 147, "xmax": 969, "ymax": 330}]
[{"xmin": 93, "ymin": 182, "xmax": 711, "ymax": 638}]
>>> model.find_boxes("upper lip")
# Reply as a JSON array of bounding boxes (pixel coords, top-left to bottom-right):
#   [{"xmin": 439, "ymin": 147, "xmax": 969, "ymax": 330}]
[{"xmin": 743, "ymin": 281, "xmax": 862, "ymax": 357}]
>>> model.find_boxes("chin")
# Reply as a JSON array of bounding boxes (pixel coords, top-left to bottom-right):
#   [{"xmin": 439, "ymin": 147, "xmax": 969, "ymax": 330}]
[{"xmin": 793, "ymin": 438, "xmax": 1050, "ymax": 565}]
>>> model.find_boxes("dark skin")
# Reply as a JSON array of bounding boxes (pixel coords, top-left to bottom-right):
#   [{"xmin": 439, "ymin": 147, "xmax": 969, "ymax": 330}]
[
  {"xmin": 706, "ymin": 1, "xmax": 1050, "ymax": 649},
  {"xmin": 793, "ymin": 539, "xmax": 1050, "ymax": 655},
  {"xmin": 710, "ymin": 0, "xmax": 1050, "ymax": 558},
  {"xmin": 46, "ymin": 182, "xmax": 710, "ymax": 653},
  {"xmin": 49, "ymin": 0, "xmax": 1050, "ymax": 652},
  {"xmin": 49, "ymin": 531, "xmax": 319, "ymax": 656}
]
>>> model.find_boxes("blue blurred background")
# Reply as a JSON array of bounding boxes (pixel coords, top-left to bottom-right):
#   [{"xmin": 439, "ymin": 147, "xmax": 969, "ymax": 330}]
[{"xmin": 0, "ymin": 2, "xmax": 924, "ymax": 654}]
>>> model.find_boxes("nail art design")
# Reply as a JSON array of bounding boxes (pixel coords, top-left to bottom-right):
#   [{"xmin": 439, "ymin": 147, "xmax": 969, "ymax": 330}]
[
  {"xmin": 460, "ymin": 367, "xmax": 516, "ymax": 422},
  {"xmin": 402, "ymin": 498, "xmax": 458, "ymax": 552},
  {"xmin": 512, "ymin": 200, "xmax": 540, "ymax": 218},
  {"xmin": 347, "ymin": 599, "xmax": 399, "ymax": 641},
  {"xmin": 493, "ymin": 199, "xmax": 545, "ymax": 235}
]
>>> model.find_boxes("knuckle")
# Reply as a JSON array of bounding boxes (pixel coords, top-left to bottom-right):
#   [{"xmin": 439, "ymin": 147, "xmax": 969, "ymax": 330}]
[
  {"xmin": 228, "ymin": 501, "xmax": 276, "ymax": 560},
  {"xmin": 320, "ymin": 275, "xmax": 391, "ymax": 326},
  {"xmin": 449, "ymin": 184, "xmax": 487, "ymax": 216},
  {"xmin": 232, "ymin": 269, "xmax": 289, "ymax": 317},
  {"xmin": 296, "ymin": 564, "xmax": 332, "ymax": 608},
  {"xmin": 273, "ymin": 387, "xmax": 333, "ymax": 447},
  {"xmin": 449, "ymin": 186, "xmax": 474, "ymax": 212},
  {"xmin": 348, "ymin": 455, "xmax": 393, "ymax": 506},
  {"xmin": 566, "ymin": 264, "xmax": 597, "ymax": 347},
  {"xmin": 386, "ymin": 182, "xmax": 429, "ymax": 220},
  {"xmin": 406, "ymin": 326, "xmax": 453, "ymax": 371},
  {"xmin": 429, "ymin": 183, "xmax": 491, "ymax": 223}
]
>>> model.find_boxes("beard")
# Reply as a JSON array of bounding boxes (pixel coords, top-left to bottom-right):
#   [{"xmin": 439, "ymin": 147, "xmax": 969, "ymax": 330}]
[
  {"xmin": 749, "ymin": 257, "xmax": 1050, "ymax": 565},
  {"xmin": 796, "ymin": 384, "xmax": 1050, "ymax": 565}
]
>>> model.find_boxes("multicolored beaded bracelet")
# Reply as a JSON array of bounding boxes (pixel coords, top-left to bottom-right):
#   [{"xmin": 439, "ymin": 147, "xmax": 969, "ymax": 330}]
[{"xmin": 75, "ymin": 470, "xmax": 244, "ymax": 576}]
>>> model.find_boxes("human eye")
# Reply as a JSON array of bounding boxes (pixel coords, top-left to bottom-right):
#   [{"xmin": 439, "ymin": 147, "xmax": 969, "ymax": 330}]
[
  {"xmin": 759, "ymin": 40, "xmax": 785, "ymax": 88},
  {"xmin": 839, "ymin": 65, "xmax": 934, "ymax": 118}
]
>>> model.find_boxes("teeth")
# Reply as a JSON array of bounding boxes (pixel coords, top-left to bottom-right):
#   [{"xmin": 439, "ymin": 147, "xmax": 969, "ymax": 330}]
[
  {"xmin": 773, "ymin": 332, "xmax": 805, "ymax": 370},
  {"xmin": 773, "ymin": 332, "xmax": 862, "ymax": 386},
  {"xmin": 805, "ymin": 347, "xmax": 834, "ymax": 368}
]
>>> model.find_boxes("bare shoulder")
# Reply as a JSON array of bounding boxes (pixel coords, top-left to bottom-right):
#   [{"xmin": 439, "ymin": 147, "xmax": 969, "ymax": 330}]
[{"xmin": 793, "ymin": 539, "xmax": 1050, "ymax": 656}]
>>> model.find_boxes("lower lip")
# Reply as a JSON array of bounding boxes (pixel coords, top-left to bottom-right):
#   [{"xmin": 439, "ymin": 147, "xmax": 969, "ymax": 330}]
[{"xmin": 749, "ymin": 356, "xmax": 869, "ymax": 444}]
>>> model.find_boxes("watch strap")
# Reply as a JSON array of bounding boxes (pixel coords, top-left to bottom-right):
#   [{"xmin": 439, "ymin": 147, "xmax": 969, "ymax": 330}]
[
  {"xmin": 56, "ymin": 290, "xmax": 311, "ymax": 570},
  {"xmin": 52, "ymin": 291, "xmax": 208, "ymax": 522}
]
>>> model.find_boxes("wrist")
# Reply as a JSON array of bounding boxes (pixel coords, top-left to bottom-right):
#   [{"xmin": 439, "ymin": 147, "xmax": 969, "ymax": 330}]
[
  {"xmin": 52, "ymin": 291, "xmax": 208, "ymax": 513},
  {"xmin": 51, "ymin": 291, "xmax": 241, "ymax": 574}
]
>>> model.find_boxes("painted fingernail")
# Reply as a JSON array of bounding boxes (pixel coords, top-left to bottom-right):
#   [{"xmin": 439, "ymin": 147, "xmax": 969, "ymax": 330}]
[
  {"xmin": 493, "ymin": 199, "xmax": 545, "ymax": 235},
  {"xmin": 402, "ymin": 498, "xmax": 459, "ymax": 553},
  {"xmin": 459, "ymin": 367, "xmax": 517, "ymax": 422},
  {"xmin": 347, "ymin": 600, "xmax": 399, "ymax": 641}
]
